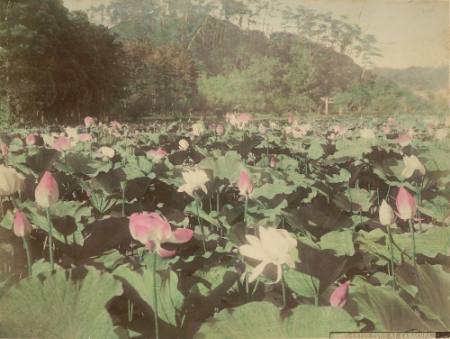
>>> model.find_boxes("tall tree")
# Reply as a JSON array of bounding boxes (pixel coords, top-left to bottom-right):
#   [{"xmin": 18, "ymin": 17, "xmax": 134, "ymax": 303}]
[{"xmin": 0, "ymin": 0, "xmax": 127, "ymax": 124}]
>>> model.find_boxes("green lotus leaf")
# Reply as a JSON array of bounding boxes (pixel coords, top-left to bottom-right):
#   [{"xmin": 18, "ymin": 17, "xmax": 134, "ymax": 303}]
[
  {"xmin": 199, "ymin": 151, "xmax": 242, "ymax": 182},
  {"xmin": 284, "ymin": 269, "xmax": 319, "ymax": 298},
  {"xmin": 351, "ymin": 280, "xmax": 430, "ymax": 331},
  {"xmin": 392, "ymin": 226, "xmax": 450, "ymax": 258},
  {"xmin": 114, "ymin": 263, "xmax": 184, "ymax": 327},
  {"xmin": 396, "ymin": 263, "xmax": 450, "ymax": 330},
  {"xmin": 0, "ymin": 268, "xmax": 123, "ymax": 339},
  {"xmin": 195, "ymin": 301, "xmax": 359, "ymax": 339},
  {"xmin": 320, "ymin": 229, "xmax": 355, "ymax": 256}
]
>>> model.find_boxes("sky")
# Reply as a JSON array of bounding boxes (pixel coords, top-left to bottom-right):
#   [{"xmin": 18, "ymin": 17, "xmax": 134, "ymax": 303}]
[{"xmin": 64, "ymin": 0, "xmax": 449, "ymax": 69}]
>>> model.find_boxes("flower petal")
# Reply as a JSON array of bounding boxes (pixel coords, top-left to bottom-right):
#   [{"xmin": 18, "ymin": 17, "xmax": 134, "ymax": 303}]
[
  {"xmin": 168, "ymin": 228, "xmax": 193, "ymax": 244},
  {"xmin": 274, "ymin": 264, "xmax": 283, "ymax": 283},
  {"xmin": 145, "ymin": 240, "xmax": 156, "ymax": 252},
  {"xmin": 248, "ymin": 262, "xmax": 267, "ymax": 283},
  {"xmin": 157, "ymin": 247, "xmax": 176, "ymax": 258},
  {"xmin": 239, "ymin": 244, "xmax": 266, "ymax": 261}
]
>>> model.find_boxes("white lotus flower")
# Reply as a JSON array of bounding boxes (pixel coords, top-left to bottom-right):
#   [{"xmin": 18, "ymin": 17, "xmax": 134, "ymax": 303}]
[
  {"xmin": 41, "ymin": 133, "xmax": 55, "ymax": 147},
  {"xmin": 0, "ymin": 165, "xmax": 25, "ymax": 197},
  {"xmin": 191, "ymin": 121, "xmax": 205, "ymax": 136},
  {"xmin": 96, "ymin": 146, "xmax": 115, "ymax": 159},
  {"xmin": 379, "ymin": 200, "xmax": 395, "ymax": 226},
  {"xmin": 258, "ymin": 123, "xmax": 267, "ymax": 135},
  {"xmin": 360, "ymin": 128, "xmax": 375, "ymax": 139},
  {"xmin": 179, "ymin": 139, "xmax": 189, "ymax": 151},
  {"xmin": 401, "ymin": 155, "xmax": 425, "ymax": 178},
  {"xmin": 177, "ymin": 168, "xmax": 209, "ymax": 197},
  {"xmin": 65, "ymin": 127, "xmax": 78, "ymax": 141},
  {"xmin": 269, "ymin": 121, "xmax": 278, "ymax": 129},
  {"xmin": 239, "ymin": 227, "xmax": 297, "ymax": 283}
]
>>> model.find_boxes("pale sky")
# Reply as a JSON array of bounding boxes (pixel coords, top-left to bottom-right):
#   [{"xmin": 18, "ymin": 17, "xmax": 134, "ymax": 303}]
[{"xmin": 64, "ymin": 0, "xmax": 449, "ymax": 69}]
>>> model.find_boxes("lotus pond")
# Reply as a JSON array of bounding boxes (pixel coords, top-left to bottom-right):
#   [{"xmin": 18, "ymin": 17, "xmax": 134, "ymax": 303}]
[{"xmin": 0, "ymin": 113, "xmax": 449, "ymax": 338}]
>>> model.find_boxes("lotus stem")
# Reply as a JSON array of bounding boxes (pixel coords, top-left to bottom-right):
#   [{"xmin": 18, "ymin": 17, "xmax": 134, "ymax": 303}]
[
  {"xmin": 251, "ymin": 279, "xmax": 260, "ymax": 296},
  {"xmin": 23, "ymin": 237, "xmax": 32, "ymax": 276},
  {"xmin": 128, "ymin": 299, "xmax": 134, "ymax": 323},
  {"xmin": 245, "ymin": 276, "xmax": 249, "ymax": 300},
  {"xmin": 376, "ymin": 187, "xmax": 380, "ymax": 206},
  {"xmin": 244, "ymin": 196, "xmax": 248, "ymax": 227},
  {"xmin": 216, "ymin": 189, "xmax": 220, "ymax": 212},
  {"xmin": 386, "ymin": 224, "xmax": 397, "ymax": 289},
  {"xmin": 121, "ymin": 181, "xmax": 126, "ymax": 217},
  {"xmin": 281, "ymin": 276, "xmax": 287, "ymax": 308},
  {"xmin": 45, "ymin": 208, "xmax": 54, "ymax": 272},
  {"xmin": 195, "ymin": 197, "xmax": 207, "ymax": 253},
  {"xmin": 416, "ymin": 179, "xmax": 423, "ymax": 232},
  {"xmin": 0, "ymin": 197, "xmax": 3, "ymax": 219},
  {"xmin": 408, "ymin": 219, "xmax": 417, "ymax": 270},
  {"xmin": 153, "ymin": 254, "xmax": 160, "ymax": 339}
]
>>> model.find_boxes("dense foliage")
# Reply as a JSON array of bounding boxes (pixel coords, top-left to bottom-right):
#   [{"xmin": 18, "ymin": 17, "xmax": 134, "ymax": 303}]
[
  {"xmin": 0, "ymin": 113, "xmax": 449, "ymax": 338},
  {"xmin": 0, "ymin": 0, "xmax": 439, "ymax": 124},
  {"xmin": 0, "ymin": 0, "xmax": 127, "ymax": 124}
]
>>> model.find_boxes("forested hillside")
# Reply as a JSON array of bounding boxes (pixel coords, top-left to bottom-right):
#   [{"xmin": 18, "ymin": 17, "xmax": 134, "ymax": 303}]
[
  {"xmin": 374, "ymin": 66, "xmax": 448, "ymax": 107},
  {"xmin": 0, "ymin": 0, "xmax": 438, "ymax": 124}
]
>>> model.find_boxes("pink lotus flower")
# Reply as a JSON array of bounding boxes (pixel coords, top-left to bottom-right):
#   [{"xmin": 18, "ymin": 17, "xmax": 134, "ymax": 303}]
[
  {"xmin": 35, "ymin": 171, "xmax": 59, "ymax": 208},
  {"xmin": 215, "ymin": 124, "xmax": 224, "ymax": 135},
  {"xmin": 129, "ymin": 212, "xmax": 193, "ymax": 257},
  {"xmin": 53, "ymin": 136, "xmax": 71, "ymax": 152},
  {"xmin": 25, "ymin": 134, "xmax": 38, "ymax": 146},
  {"xmin": 397, "ymin": 134, "xmax": 412, "ymax": 147},
  {"xmin": 77, "ymin": 133, "xmax": 92, "ymax": 142},
  {"xmin": 147, "ymin": 148, "xmax": 167, "ymax": 161},
  {"xmin": 13, "ymin": 210, "xmax": 32, "ymax": 237},
  {"xmin": 396, "ymin": 187, "xmax": 416, "ymax": 220},
  {"xmin": 238, "ymin": 170, "xmax": 253, "ymax": 196},
  {"xmin": 333, "ymin": 125, "xmax": 347, "ymax": 136},
  {"xmin": 84, "ymin": 116, "xmax": 95, "ymax": 128},
  {"xmin": 110, "ymin": 120, "xmax": 122, "ymax": 130},
  {"xmin": 387, "ymin": 117, "xmax": 396, "ymax": 125},
  {"xmin": 238, "ymin": 113, "xmax": 252, "ymax": 124},
  {"xmin": 329, "ymin": 281, "xmax": 350, "ymax": 307}
]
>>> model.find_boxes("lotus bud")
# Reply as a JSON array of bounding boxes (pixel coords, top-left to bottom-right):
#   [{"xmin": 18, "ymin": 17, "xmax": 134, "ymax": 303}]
[
  {"xmin": 13, "ymin": 210, "xmax": 32, "ymax": 237},
  {"xmin": 179, "ymin": 139, "xmax": 189, "ymax": 151},
  {"xmin": 329, "ymin": 281, "xmax": 350, "ymax": 307},
  {"xmin": 0, "ymin": 165, "xmax": 25, "ymax": 196},
  {"xmin": 35, "ymin": 171, "xmax": 59, "ymax": 208},
  {"xmin": 84, "ymin": 116, "xmax": 95, "ymax": 128},
  {"xmin": 270, "ymin": 155, "xmax": 277, "ymax": 168},
  {"xmin": 396, "ymin": 187, "xmax": 416, "ymax": 220},
  {"xmin": 238, "ymin": 170, "xmax": 253, "ymax": 196},
  {"xmin": 25, "ymin": 134, "xmax": 37, "ymax": 146},
  {"xmin": 379, "ymin": 200, "xmax": 395, "ymax": 226}
]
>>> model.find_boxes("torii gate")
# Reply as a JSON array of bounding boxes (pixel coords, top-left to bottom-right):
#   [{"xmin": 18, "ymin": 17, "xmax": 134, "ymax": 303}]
[{"xmin": 320, "ymin": 96, "xmax": 334, "ymax": 115}]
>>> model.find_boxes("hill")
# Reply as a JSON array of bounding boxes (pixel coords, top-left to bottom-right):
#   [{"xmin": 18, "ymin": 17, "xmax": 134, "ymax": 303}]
[
  {"xmin": 374, "ymin": 66, "xmax": 449, "ymax": 105},
  {"xmin": 101, "ymin": 1, "xmax": 436, "ymax": 115}
]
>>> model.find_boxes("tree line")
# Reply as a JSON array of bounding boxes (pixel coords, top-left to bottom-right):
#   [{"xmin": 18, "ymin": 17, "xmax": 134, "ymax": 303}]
[{"xmin": 0, "ymin": 0, "xmax": 434, "ymax": 124}]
